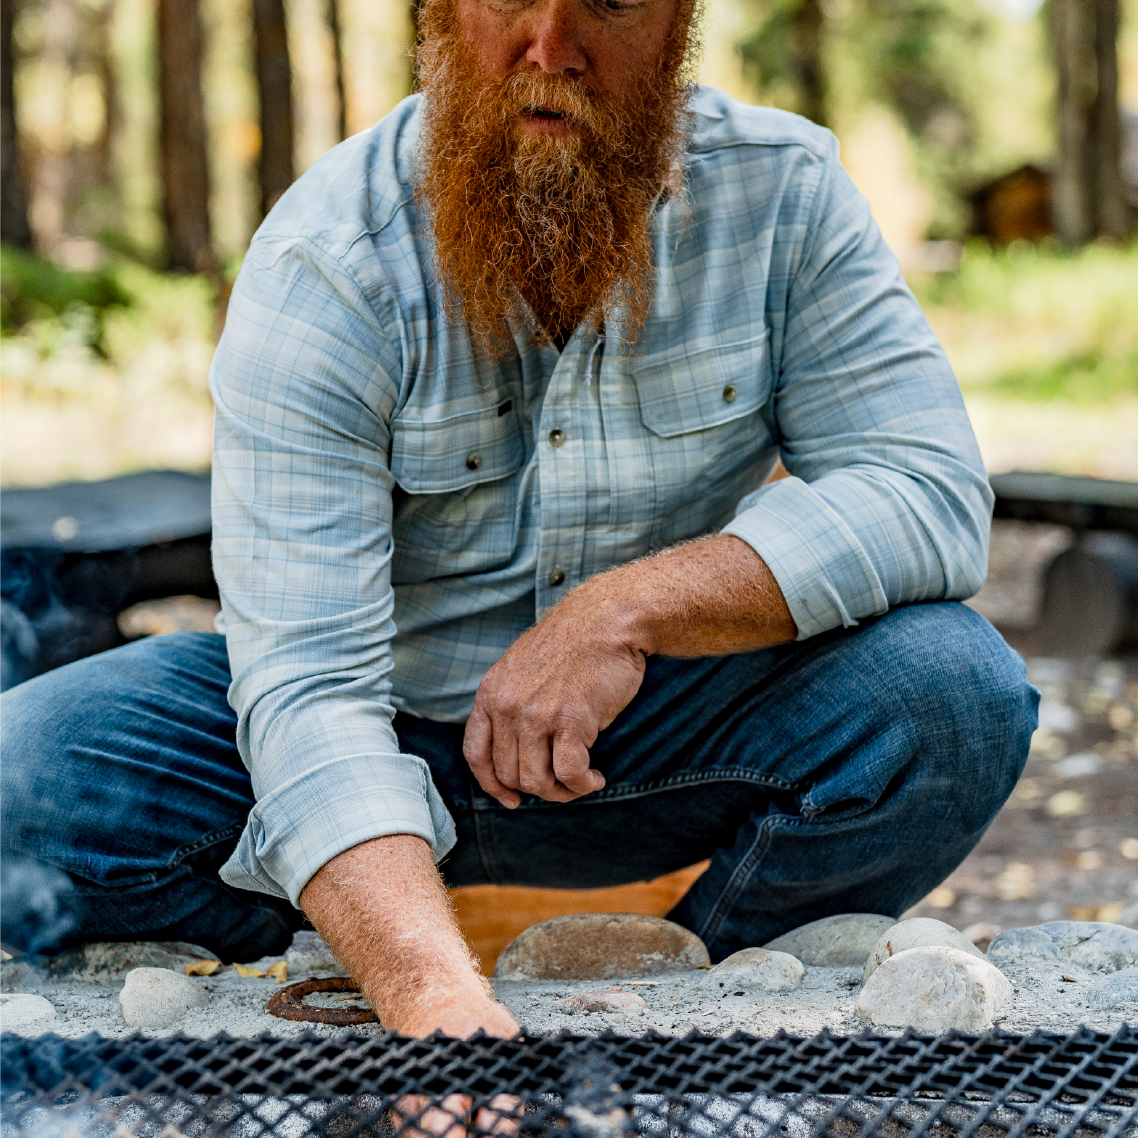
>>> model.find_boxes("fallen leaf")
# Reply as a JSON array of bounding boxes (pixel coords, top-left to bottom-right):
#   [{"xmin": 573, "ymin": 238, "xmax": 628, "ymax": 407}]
[
  {"xmin": 265, "ymin": 961, "xmax": 287, "ymax": 983},
  {"xmin": 926, "ymin": 886, "xmax": 956, "ymax": 909},
  {"xmin": 1046, "ymin": 790, "xmax": 1086, "ymax": 817},
  {"xmin": 184, "ymin": 960, "xmax": 221, "ymax": 977},
  {"xmin": 233, "ymin": 963, "xmax": 266, "ymax": 978}
]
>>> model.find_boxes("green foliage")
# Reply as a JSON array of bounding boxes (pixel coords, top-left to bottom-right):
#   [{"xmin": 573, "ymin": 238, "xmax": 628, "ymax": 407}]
[
  {"xmin": 914, "ymin": 240, "xmax": 1138, "ymax": 402},
  {"xmin": 0, "ymin": 244, "xmax": 133, "ymax": 354}
]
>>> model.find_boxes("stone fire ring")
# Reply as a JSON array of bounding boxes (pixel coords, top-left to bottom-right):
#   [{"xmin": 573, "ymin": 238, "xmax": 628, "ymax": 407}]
[{"xmin": 266, "ymin": 976, "xmax": 378, "ymax": 1025}]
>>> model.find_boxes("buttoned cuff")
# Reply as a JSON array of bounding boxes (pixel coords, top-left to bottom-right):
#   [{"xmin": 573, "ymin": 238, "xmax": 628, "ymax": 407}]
[
  {"xmin": 219, "ymin": 752, "xmax": 457, "ymax": 906},
  {"xmin": 722, "ymin": 475, "xmax": 889, "ymax": 640}
]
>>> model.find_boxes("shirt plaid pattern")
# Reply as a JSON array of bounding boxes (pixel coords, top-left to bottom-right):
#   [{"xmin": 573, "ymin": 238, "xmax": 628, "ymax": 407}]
[{"xmin": 211, "ymin": 87, "xmax": 992, "ymax": 905}]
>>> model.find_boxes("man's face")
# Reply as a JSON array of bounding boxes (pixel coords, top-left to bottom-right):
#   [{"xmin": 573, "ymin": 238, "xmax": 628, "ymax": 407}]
[
  {"xmin": 415, "ymin": 0, "xmax": 694, "ymax": 355},
  {"xmin": 453, "ymin": 0, "xmax": 680, "ymax": 128}
]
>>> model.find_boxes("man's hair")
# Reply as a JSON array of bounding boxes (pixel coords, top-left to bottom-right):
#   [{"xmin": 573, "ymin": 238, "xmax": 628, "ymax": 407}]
[{"xmin": 414, "ymin": 0, "xmax": 700, "ymax": 357}]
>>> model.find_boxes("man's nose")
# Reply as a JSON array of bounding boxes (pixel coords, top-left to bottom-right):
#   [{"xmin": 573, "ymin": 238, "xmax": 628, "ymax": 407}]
[{"xmin": 524, "ymin": 0, "xmax": 588, "ymax": 74}]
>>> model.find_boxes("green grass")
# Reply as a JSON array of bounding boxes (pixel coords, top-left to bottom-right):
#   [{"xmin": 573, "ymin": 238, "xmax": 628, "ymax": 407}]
[{"xmin": 913, "ymin": 240, "xmax": 1138, "ymax": 404}]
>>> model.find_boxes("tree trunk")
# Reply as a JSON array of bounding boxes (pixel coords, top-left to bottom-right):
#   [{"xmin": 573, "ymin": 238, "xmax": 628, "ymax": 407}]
[
  {"xmin": 326, "ymin": 0, "xmax": 346, "ymax": 141},
  {"xmin": 252, "ymin": 0, "xmax": 293, "ymax": 215},
  {"xmin": 1050, "ymin": 0, "xmax": 1127, "ymax": 243},
  {"xmin": 95, "ymin": 0, "xmax": 119, "ymax": 191},
  {"xmin": 1091, "ymin": 0, "xmax": 1127, "ymax": 238},
  {"xmin": 1, "ymin": 0, "xmax": 32, "ymax": 249},
  {"xmin": 791, "ymin": 0, "xmax": 826, "ymax": 128},
  {"xmin": 157, "ymin": 0, "xmax": 213, "ymax": 271}
]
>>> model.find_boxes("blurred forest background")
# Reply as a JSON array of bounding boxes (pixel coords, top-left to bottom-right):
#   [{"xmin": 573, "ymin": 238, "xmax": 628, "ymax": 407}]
[{"xmin": 1, "ymin": 0, "xmax": 1136, "ymax": 487}]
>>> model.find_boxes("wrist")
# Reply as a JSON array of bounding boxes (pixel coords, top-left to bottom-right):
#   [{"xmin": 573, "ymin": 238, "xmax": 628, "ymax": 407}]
[{"xmin": 572, "ymin": 562, "xmax": 665, "ymax": 658}]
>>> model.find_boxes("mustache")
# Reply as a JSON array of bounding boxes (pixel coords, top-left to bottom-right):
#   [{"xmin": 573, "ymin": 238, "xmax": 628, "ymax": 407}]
[{"xmin": 479, "ymin": 72, "xmax": 612, "ymax": 134}]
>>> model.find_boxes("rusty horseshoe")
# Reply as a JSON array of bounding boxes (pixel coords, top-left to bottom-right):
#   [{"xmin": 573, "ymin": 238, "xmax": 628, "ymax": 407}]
[{"xmin": 266, "ymin": 976, "xmax": 380, "ymax": 1026}]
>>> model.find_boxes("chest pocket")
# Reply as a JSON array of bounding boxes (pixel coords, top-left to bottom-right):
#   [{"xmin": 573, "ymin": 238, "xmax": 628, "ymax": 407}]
[
  {"xmin": 390, "ymin": 399, "xmax": 524, "ymax": 494},
  {"xmin": 634, "ymin": 329, "xmax": 771, "ymax": 437},
  {"xmin": 389, "ymin": 399, "xmax": 526, "ymax": 580},
  {"xmin": 632, "ymin": 330, "xmax": 774, "ymax": 551}
]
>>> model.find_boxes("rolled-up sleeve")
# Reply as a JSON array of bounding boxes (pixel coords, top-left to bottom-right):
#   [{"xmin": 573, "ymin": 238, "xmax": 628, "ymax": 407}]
[
  {"xmin": 210, "ymin": 234, "xmax": 455, "ymax": 907},
  {"xmin": 722, "ymin": 147, "xmax": 992, "ymax": 639}
]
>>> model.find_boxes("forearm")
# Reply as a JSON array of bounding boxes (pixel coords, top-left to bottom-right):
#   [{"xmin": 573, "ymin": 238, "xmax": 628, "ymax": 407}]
[
  {"xmin": 580, "ymin": 534, "xmax": 797, "ymax": 658},
  {"xmin": 299, "ymin": 834, "xmax": 518, "ymax": 1038}
]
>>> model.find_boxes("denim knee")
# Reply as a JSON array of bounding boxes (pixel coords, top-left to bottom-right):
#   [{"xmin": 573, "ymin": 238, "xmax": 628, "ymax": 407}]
[
  {"xmin": 881, "ymin": 603, "xmax": 1038, "ymax": 827},
  {"xmin": 0, "ymin": 670, "xmax": 65, "ymax": 857}
]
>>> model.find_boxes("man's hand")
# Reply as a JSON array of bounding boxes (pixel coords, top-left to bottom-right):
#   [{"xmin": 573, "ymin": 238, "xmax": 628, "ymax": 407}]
[
  {"xmin": 463, "ymin": 534, "xmax": 796, "ymax": 808},
  {"xmin": 299, "ymin": 835, "xmax": 518, "ymax": 1039},
  {"xmin": 301, "ymin": 837, "xmax": 521, "ymax": 1137},
  {"xmin": 462, "ymin": 590, "xmax": 647, "ymax": 809}
]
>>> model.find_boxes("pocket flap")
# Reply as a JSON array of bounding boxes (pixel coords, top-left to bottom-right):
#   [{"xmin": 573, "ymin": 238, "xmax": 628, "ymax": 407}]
[
  {"xmin": 634, "ymin": 330, "xmax": 771, "ymax": 438},
  {"xmin": 390, "ymin": 400, "xmax": 524, "ymax": 494}
]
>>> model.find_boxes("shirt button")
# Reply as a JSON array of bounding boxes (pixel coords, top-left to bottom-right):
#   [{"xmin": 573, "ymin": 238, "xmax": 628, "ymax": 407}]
[
  {"xmin": 548, "ymin": 428, "xmax": 566, "ymax": 447},
  {"xmin": 465, "ymin": 452, "xmax": 482, "ymax": 471},
  {"xmin": 548, "ymin": 568, "xmax": 566, "ymax": 587},
  {"xmin": 722, "ymin": 384, "xmax": 738, "ymax": 404}
]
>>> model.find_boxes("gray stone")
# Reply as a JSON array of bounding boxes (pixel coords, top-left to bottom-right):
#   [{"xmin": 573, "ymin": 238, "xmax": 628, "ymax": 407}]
[
  {"xmin": 50, "ymin": 941, "xmax": 215, "ymax": 983},
  {"xmin": 0, "ymin": 993, "xmax": 57, "ymax": 1028},
  {"xmin": 702, "ymin": 948, "xmax": 805, "ymax": 993},
  {"xmin": 118, "ymin": 967, "xmax": 209, "ymax": 1030},
  {"xmin": 556, "ymin": 990, "xmax": 648, "ymax": 1015},
  {"xmin": 1086, "ymin": 967, "xmax": 1138, "ymax": 1009},
  {"xmin": 987, "ymin": 922, "xmax": 1138, "ymax": 974},
  {"xmin": 494, "ymin": 914, "xmax": 709, "ymax": 980},
  {"xmin": 855, "ymin": 946, "xmax": 1012, "ymax": 1032},
  {"xmin": 864, "ymin": 919, "xmax": 986, "ymax": 983},
  {"xmin": 1, "ymin": 956, "xmax": 48, "ymax": 992},
  {"xmin": 763, "ymin": 914, "xmax": 896, "ymax": 966},
  {"xmin": 285, "ymin": 931, "xmax": 349, "ymax": 977}
]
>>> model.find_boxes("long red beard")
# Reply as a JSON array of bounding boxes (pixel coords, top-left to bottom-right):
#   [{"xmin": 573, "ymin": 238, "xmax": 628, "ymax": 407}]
[{"xmin": 415, "ymin": 0, "xmax": 693, "ymax": 356}]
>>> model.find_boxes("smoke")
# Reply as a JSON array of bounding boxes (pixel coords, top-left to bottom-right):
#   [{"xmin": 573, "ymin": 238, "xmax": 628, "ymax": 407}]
[
  {"xmin": 0, "ymin": 548, "xmax": 134, "ymax": 693},
  {"xmin": 1, "ymin": 855, "xmax": 76, "ymax": 955}
]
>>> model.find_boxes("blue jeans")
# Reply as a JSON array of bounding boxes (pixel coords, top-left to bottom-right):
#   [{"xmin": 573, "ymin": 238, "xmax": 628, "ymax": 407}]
[{"xmin": 1, "ymin": 602, "xmax": 1037, "ymax": 963}]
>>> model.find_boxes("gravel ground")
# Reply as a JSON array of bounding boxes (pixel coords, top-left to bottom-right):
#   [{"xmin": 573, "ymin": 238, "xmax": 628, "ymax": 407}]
[{"xmin": 2, "ymin": 948, "xmax": 1134, "ymax": 1042}]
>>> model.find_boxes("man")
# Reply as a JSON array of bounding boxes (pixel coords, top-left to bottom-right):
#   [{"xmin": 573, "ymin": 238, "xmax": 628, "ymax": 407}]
[{"xmin": 2, "ymin": 0, "xmax": 1037, "ymax": 1043}]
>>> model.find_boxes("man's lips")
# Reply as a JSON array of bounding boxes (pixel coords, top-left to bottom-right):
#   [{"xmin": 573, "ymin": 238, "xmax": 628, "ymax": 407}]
[{"xmin": 525, "ymin": 105, "xmax": 568, "ymax": 120}]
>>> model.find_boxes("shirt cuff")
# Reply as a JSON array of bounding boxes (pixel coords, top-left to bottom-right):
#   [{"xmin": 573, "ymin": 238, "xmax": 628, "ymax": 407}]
[
  {"xmin": 722, "ymin": 475, "xmax": 889, "ymax": 640},
  {"xmin": 219, "ymin": 752, "xmax": 457, "ymax": 906}
]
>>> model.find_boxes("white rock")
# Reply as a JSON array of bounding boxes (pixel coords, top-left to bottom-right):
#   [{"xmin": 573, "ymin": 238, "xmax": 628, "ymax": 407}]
[
  {"xmin": 855, "ymin": 946, "xmax": 1012, "ymax": 1032},
  {"xmin": 118, "ymin": 967, "xmax": 209, "ymax": 1030},
  {"xmin": 702, "ymin": 948, "xmax": 805, "ymax": 993},
  {"xmin": 1036, "ymin": 699, "xmax": 1079, "ymax": 734},
  {"xmin": 864, "ymin": 918, "xmax": 986, "ymax": 982},
  {"xmin": 763, "ymin": 914, "xmax": 896, "ymax": 966},
  {"xmin": 1056, "ymin": 753, "xmax": 1101, "ymax": 779},
  {"xmin": 285, "ymin": 930, "xmax": 349, "ymax": 977},
  {"xmin": 987, "ymin": 922, "xmax": 1138, "ymax": 974},
  {"xmin": 1086, "ymin": 967, "xmax": 1138, "ymax": 1009},
  {"xmin": 0, "ymin": 993, "xmax": 57, "ymax": 1028}
]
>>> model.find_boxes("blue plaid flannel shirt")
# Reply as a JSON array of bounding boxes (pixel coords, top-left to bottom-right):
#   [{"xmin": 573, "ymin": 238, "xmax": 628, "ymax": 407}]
[{"xmin": 210, "ymin": 86, "xmax": 992, "ymax": 905}]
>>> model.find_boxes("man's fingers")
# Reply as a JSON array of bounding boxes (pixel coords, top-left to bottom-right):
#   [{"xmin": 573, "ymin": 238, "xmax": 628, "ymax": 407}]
[
  {"xmin": 517, "ymin": 733, "xmax": 559, "ymax": 798},
  {"xmin": 490, "ymin": 719, "xmax": 521, "ymax": 795},
  {"xmin": 463, "ymin": 707, "xmax": 520, "ymax": 809},
  {"xmin": 393, "ymin": 1093, "xmax": 521, "ymax": 1138},
  {"xmin": 393, "ymin": 1094, "xmax": 469, "ymax": 1138},
  {"xmin": 552, "ymin": 734, "xmax": 605, "ymax": 797},
  {"xmin": 474, "ymin": 1094, "xmax": 523, "ymax": 1136}
]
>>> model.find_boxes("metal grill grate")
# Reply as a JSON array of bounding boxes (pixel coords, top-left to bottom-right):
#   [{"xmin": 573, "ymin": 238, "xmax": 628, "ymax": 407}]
[{"xmin": 3, "ymin": 1026, "xmax": 1137, "ymax": 1138}]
